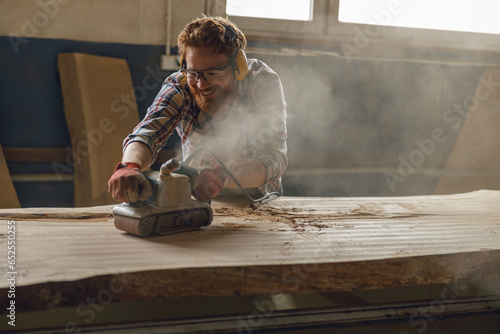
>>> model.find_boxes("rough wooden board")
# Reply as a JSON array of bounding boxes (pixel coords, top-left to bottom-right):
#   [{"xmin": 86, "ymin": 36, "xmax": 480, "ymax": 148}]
[
  {"xmin": 9, "ymin": 251, "xmax": 500, "ymax": 313},
  {"xmin": 0, "ymin": 205, "xmax": 115, "ymax": 220},
  {"xmin": 435, "ymin": 67, "xmax": 500, "ymax": 194},
  {"xmin": 2, "ymin": 147, "xmax": 68, "ymax": 162},
  {"xmin": 58, "ymin": 53, "xmax": 140, "ymax": 207},
  {"xmin": 1, "ymin": 190, "xmax": 499, "ymax": 312},
  {"xmin": 0, "ymin": 143, "xmax": 20, "ymax": 208}
]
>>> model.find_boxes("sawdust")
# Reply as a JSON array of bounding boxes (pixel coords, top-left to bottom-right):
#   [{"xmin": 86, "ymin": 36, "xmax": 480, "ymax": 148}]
[
  {"xmin": 213, "ymin": 203, "xmax": 429, "ymax": 233},
  {"xmin": 221, "ymin": 222, "xmax": 257, "ymax": 229},
  {"xmin": 214, "ymin": 206, "xmax": 345, "ymax": 232},
  {"xmin": 214, "ymin": 207, "xmax": 249, "ymax": 217}
]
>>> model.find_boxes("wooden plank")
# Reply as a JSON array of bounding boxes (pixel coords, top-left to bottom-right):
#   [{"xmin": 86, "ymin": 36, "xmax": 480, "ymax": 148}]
[
  {"xmin": 9, "ymin": 174, "xmax": 74, "ymax": 182},
  {"xmin": 2, "ymin": 147, "xmax": 68, "ymax": 162},
  {"xmin": 1, "ymin": 190, "xmax": 499, "ymax": 312},
  {"xmin": 2, "ymin": 147, "xmax": 178, "ymax": 163},
  {"xmin": 58, "ymin": 53, "xmax": 140, "ymax": 207},
  {"xmin": 435, "ymin": 67, "xmax": 500, "ymax": 194},
  {"xmin": 8, "ymin": 251, "xmax": 500, "ymax": 313},
  {"xmin": 0, "ymin": 143, "xmax": 20, "ymax": 208},
  {"xmin": 0, "ymin": 205, "xmax": 114, "ymax": 220}
]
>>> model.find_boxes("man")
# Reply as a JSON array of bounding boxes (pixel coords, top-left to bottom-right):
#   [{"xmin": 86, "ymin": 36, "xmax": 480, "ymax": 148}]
[{"xmin": 108, "ymin": 16, "xmax": 287, "ymax": 203}]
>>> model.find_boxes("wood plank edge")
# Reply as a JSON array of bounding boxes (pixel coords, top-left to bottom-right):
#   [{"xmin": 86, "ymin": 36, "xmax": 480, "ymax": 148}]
[{"xmin": 3, "ymin": 249, "xmax": 499, "ymax": 313}]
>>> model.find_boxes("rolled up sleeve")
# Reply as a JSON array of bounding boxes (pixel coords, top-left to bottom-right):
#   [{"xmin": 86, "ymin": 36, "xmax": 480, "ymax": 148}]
[
  {"xmin": 123, "ymin": 74, "xmax": 186, "ymax": 162},
  {"xmin": 248, "ymin": 63, "xmax": 288, "ymax": 186}
]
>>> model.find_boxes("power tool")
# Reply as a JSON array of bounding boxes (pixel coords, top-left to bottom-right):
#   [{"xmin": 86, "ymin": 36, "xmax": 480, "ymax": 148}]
[{"xmin": 113, "ymin": 159, "xmax": 213, "ymax": 237}]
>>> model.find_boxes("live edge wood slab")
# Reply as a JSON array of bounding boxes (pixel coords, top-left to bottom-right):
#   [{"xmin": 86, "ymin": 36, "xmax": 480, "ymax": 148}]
[{"xmin": 1, "ymin": 190, "xmax": 499, "ymax": 312}]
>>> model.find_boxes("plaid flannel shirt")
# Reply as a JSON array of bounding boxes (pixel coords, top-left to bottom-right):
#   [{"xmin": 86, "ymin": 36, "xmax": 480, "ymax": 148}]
[{"xmin": 124, "ymin": 59, "xmax": 288, "ymax": 195}]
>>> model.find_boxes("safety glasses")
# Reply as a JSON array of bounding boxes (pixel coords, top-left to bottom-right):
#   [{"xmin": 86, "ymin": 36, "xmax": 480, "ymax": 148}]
[{"xmin": 182, "ymin": 61, "xmax": 232, "ymax": 81}]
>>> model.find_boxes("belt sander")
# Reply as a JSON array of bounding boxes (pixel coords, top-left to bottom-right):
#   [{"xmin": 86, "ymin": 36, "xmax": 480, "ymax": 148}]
[{"xmin": 113, "ymin": 159, "xmax": 213, "ymax": 237}]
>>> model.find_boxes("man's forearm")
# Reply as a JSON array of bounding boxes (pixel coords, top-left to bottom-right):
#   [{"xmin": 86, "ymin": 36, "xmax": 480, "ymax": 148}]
[
  {"xmin": 226, "ymin": 158, "xmax": 266, "ymax": 188},
  {"xmin": 122, "ymin": 142, "xmax": 153, "ymax": 170}
]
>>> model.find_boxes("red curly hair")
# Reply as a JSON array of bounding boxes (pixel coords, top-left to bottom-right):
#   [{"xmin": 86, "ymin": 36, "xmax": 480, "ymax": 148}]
[{"xmin": 177, "ymin": 16, "xmax": 247, "ymax": 59}]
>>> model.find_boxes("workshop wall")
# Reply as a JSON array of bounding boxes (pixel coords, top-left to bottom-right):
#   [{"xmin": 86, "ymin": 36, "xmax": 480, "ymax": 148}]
[
  {"xmin": 0, "ymin": 0, "xmax": 194, "ymax": 206},
  {"xmin": 1, "ymin": 0, "xmax": 498, "ymax": 206},
  {"xmin": 274, "ymin": 56, "xmax": 486, "ymax": 196},
  {"xmin": 0, "ymin": 0, "xmax": 167, "ymax": 45}
]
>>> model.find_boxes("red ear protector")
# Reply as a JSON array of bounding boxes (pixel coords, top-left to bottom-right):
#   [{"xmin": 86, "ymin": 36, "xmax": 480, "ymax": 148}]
[{"xmin": 180, "ymin": 23, "xmax": 248, "ymax": 81}]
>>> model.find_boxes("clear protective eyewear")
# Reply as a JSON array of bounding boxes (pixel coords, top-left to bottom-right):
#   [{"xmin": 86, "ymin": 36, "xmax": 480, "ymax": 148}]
[{"xmin": 182, "ymin": 61, "xmax": 232, "ymax": 81}]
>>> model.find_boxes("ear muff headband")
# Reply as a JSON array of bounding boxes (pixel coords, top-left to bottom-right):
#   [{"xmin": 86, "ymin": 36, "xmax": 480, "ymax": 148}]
[
  {"xmin": 221, "ymin": 23, "xmax": 248, "ymax": 81},
  {"xmin": 179, "ymin": 23, "xmax": 248, "ymax": 81}
]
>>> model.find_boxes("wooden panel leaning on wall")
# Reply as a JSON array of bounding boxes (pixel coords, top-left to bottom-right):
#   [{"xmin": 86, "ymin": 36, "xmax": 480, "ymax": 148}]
[
  {"xmin": 58, "ymin": 53, "xmax": 140, "ymax": 207},
  {"xmin": 435, "ymin": 66, "xmax": 500, "ymax": 194},
  {"xmin": 0, "ymin": 142, "xmax": 20, "ymax": 208}
]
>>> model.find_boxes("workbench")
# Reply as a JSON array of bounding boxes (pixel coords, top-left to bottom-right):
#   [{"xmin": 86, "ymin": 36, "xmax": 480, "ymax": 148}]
[{"xmin": 1, "ymin": 190, "xmax": 500, "ymax": 333}]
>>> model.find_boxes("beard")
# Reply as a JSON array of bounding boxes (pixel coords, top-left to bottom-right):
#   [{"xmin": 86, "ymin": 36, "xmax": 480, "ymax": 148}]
[
  {"xmin": 189, "ymin": 82, "xmax": 235, "ymax": 113},
  {"xmin": 191, "ymin": 88, "xmax": 212, "ymax": 111}
]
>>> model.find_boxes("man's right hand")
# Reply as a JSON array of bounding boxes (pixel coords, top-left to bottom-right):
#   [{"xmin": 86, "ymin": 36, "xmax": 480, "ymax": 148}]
[{"xmin": 108, "ymin": 162, "xmax": 153, "ymax": 203}]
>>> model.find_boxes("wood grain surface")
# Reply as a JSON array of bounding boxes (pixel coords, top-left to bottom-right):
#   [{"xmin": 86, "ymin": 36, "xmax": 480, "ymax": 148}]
[{"xmin": 1, "ymin": 190, "xmax": 499, "ymax": 312}]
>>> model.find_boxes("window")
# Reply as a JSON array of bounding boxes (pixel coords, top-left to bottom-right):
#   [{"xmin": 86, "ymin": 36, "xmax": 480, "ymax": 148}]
[
  {"xmin": 206, "ymin": 0, "xmax": 500, "ymax": 52},
  {"xmin": 207, "ymin": 0, "xmax": 326, "ymax": 37},
  {"xmin": 226, "ymin": 0, "xmax": 314, "ymax": 21},
  {"xmin": 339, "ymin": 0, "xmax": 500, "ymax": 35}
]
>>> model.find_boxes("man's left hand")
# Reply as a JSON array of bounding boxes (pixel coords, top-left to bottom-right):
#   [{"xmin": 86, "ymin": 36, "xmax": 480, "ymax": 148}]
[{"xmin": 192, "ymin": 167, "xmax": 229, "ymax": 202}]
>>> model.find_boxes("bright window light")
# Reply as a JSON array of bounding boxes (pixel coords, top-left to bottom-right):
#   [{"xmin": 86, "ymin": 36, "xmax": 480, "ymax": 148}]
[
  {"xmin": 339, "ymin": 0, "xmax": 500, "ymax": 35},
  {"xmin": 226, "ymin": 0, "xmax": 314, "ymax": 21}
]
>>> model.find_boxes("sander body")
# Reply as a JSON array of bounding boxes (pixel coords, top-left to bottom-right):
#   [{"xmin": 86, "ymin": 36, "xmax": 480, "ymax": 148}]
[{"xmin": 113, "ymin": 159, "xmax": 213, "ymax": 237}]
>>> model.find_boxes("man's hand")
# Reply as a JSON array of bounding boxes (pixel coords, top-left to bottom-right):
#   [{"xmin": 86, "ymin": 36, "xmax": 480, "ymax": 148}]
[
  {"xmin": 108, "ymin": 163, "xmax": 153, "ymax": 203},
  {"xmin": 192, "ymin": 166, "xmax": 229, "ymax": 202}
]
